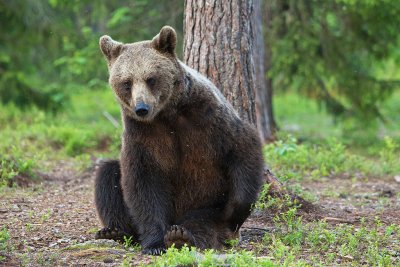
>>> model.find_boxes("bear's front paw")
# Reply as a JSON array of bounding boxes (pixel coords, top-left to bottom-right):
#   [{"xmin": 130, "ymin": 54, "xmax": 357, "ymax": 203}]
[
  {"xmin": 164, "ymin": 225, "xmax": 195, "ymax": 249},
  {"xmin": 95, "ymin": 227, "xmax": 128, "ymax": 241},
  {"xmin": 142, "ymin": 247, "xmax": 166, "ymax": 255}
]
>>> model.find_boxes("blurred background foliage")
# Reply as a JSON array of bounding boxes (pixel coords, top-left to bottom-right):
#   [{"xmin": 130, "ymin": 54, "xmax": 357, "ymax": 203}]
[
  {"xmin": 0, "ymin": 0, "xmax": 183, "ymax": 111},
  {"xmin": 268, "ymin": 0, "xmax": 400, "ymax": 121},
  {"xmin": 0, "ymin": 0, "xmax": 399, "ymax": 141}
]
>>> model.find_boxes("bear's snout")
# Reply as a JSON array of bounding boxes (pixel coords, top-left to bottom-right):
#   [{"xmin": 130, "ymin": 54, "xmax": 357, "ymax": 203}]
[{"xmin": 135, "ymin": 102, "xmax": 150, "ymax": 117}]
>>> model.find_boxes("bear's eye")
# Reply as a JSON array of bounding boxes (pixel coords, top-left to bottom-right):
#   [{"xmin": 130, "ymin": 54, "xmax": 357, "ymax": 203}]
[
  {"xmin": 146, "ymin": 77, "xmax": 157, "ymax": 87},
  {"xmin": 121, "ymin": 81, "xmax": 132, "ymax": 91}
]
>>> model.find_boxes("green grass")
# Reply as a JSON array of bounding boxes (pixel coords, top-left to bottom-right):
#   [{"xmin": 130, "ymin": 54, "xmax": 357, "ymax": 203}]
[
  {"xmin": 268, "ymin": 91, "xmax": 400, "ymax": 201},
  {"xmin": 274, "ymin": 92, "xmax": 341, "ymax": 141},
  {"xmin": 274, "ymin": 91, "xmax": 400, "ymax": 149},
  {"xmin": 263, "ymin": 134, "xmax": 400, "ymax": 182},
  {"xmin": 152, "ymin": 246, "xmax": 281, "ymax": 267},
  {"xmin": 268, "ymin": 209, "xmax": 399, "ymax": 266},
  {"xmin": 151, "ymin": 208, "xmax": 400, "ymax": 267},
  {"xmin": 0, "ymin": 88, "xmax": 121, "ymax": 186}
]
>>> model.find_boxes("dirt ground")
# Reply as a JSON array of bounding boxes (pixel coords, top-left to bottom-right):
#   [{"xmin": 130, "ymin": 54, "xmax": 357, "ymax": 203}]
[{"xmin": 1, "ymin": 163, "xmax": 400, "ymax": 266}]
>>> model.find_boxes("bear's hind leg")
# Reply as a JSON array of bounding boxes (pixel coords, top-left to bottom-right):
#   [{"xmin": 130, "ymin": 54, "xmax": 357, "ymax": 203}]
[{"xmin": 95, "ymin": 160, "xmax": 137, "ymax": 241}]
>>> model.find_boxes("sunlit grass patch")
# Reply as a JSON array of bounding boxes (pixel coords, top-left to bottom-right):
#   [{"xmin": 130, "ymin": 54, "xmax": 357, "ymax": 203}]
[
  {"xmin": 263, "ymin": 135, "xmax": 400, "ymax": 183},
  {"xmin": 0, "ymin": 150, "xmax": 36, "ymax": 188},
  {"xmin": 274, "ymin": 91, "xmax": 400, "ymax": 149},
  {"xmin": 0, "ymin": 89, "xmax": 121, "ymax": 188}
]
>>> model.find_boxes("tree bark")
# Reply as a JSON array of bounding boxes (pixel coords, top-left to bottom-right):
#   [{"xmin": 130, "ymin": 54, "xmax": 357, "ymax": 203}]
[{"xmin": 183, "ymin": 0, "xmax": 256, "ymax": 124}]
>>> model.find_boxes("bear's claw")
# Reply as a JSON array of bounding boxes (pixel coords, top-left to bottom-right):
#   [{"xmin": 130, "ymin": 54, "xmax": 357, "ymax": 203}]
[
  {"xmin": 142, "ymin": 247, "xmax": 166, "ymax": 255},
  {"xmin": 95, "ymin": 227, "xmax": 127, "ymax": 241},
  {"xmin": 164, "ymin": 225, "xmax": 195, "ymax": 249}
]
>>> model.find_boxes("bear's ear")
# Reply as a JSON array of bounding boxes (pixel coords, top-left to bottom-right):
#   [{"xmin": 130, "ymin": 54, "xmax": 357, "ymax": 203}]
[
  {"xmin": 99, "ymin": 35, "xmax": 123, "ymax": 62},
  {"xmin": 151, "ymin": 26, "xmax": 177, "ymax": 55}
]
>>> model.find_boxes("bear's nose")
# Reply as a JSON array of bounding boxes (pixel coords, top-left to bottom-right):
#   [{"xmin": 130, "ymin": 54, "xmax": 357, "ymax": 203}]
[{"xmin": 135, "ymin": 102, "xmax": 150, "ymax": 117}]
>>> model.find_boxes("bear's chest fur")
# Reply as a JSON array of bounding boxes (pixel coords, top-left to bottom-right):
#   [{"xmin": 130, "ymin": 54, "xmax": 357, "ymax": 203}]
[
  {"xmin": 123, "ymin": 113, "xmax": 228, "ymax": 216},
  {"xmin": 172, "ymin": 115, "xmax": 227, "ymax": 214}
]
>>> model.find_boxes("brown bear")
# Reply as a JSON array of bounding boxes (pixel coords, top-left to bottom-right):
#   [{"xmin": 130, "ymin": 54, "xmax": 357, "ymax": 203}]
[{"xmin": 95, "ymin": 26, "xmax": 264, "ymax": 255}]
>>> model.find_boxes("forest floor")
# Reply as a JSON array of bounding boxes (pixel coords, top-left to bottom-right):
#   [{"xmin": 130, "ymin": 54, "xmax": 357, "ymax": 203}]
[{"xmin": 1, "ymin": 160, "xmax": 399, "ymax": 266}]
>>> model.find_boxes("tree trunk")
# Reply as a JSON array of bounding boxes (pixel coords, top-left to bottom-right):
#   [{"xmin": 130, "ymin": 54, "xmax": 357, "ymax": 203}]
[
  {"xmin": 183, "ymin": 0, "xmax": 256, "ymax": 124},
  {"xmin": 253, "ymin": 0, "xmax": 276, "ymax": 142},
  {"xmin": 183, "ymin": 0, "xmax": 276, "ymax": 142}
]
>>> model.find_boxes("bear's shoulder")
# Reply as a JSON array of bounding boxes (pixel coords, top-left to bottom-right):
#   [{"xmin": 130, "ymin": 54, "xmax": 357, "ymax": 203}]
[{"xmin": 179, "ymin": 62, "xmax": 239, "ymax": 116}]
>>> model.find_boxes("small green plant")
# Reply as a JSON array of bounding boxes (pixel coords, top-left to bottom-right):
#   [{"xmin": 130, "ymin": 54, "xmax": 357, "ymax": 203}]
[
  {"xmin": 268, "ymin": 239, "xmax": 292, "ymax": 262},
  {"xmin": 274, "ymin": 136, "xmax": 298, "ymax": 156},
  {"xmin": 255, "ymin": 183, "xmax": 302, "ymax": 212},
  {"xmin": 225, "ymin": 238, "xmax": 240, "ymax": 247},
  {"xmin": 120, "ymin": 255, "xmax": 133, "ymax": 267},
  {"xmin": 40, "ymin": 209, "xmax": 52, "ymax": 223},
  {"xmin": 305, "ymin": 220, "xmax": 336, "ymax": 252},
  {"xmin": 273, "ymin": 207, "xmax": 304, "ymax": 247},
  {"xmin": 122, "ymin": 235, "xmax": 141, "ymax": 252},
  {"xmin": 25, "ymin": 223, "xmax": 33, "ymax": 232},
  {"xmin": 0, "ymin": 227, "xmax": 11, "ymax": 261},
  {"xmin": 379, "ymin": 136, "xmax": 400, "ymax": 174},
  {"xmin": 123, "ymin": 236, "xmax": 133, "ymax": 249},
  {"xmin": 28, "ymin": 210, "xmax": 35, "ymax": 219},
  {"xmin": 87, "ymin": 228, "xmax": 99, "ymax": 234},
  {"xmin": 18, "ymin": 252, "xmax": 30, "ymax": 266},
  {"xmin": 0, "ymin": 159, "xmax": 18, "ymax": 188},
  {"xmin": 0, "ymin": 153, "xmax": 35, "ymax": 188}
]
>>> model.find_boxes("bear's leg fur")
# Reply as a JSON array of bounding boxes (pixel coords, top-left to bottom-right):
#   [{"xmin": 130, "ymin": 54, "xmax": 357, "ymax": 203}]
[
  {"xmin": 94, "ymin": 160, "xmax": 137, "ymax": 241},
  {"xmin": 164, "ymin": 209, "xmax": 235, "ymax": 250}
]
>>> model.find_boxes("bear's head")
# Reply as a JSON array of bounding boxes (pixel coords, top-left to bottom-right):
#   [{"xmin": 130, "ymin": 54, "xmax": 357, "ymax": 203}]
[{"xmin": 99, "ymin": 26, "xmax": 183, "ymax": 122}]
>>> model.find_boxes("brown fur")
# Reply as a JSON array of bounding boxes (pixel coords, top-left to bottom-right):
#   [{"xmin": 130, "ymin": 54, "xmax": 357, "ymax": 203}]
[{"xmin": 95, "ymin": 26, "xmax": 264, "ymax": 255}]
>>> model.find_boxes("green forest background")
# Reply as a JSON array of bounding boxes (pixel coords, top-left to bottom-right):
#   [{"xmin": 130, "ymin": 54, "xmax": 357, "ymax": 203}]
[{"xmin": 0, "ymin": 0, "xmax": 399, "ymax": 186}]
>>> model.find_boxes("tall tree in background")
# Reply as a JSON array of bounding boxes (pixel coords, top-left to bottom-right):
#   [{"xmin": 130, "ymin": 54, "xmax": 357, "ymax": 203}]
[{"xmin": 253, "ymin": 0, "xmax": 276, "ymax": 142}]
